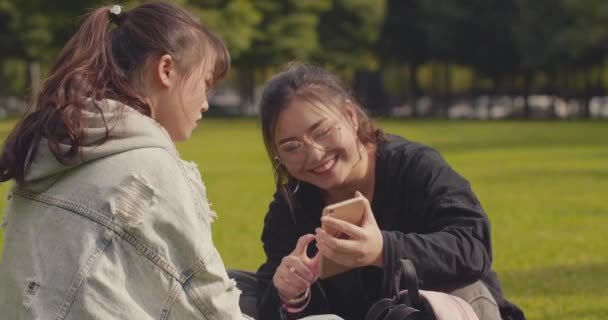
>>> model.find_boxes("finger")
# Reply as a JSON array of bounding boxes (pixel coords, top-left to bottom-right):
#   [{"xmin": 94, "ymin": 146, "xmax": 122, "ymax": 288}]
[
  {"xmin": 307, "ymin": 251, "xmax": 322, "ymax": 280},
  {"xmin": 284, "ymin": 257, "xmax": 315, "ymax": 283},
  {"xmin": 316, "ymin": 242, "xmax": 357, "ymax": 268},
  {"xmin": 278, "ymin": 269, "xmax": 310, "ymax": 295},
  {"xmin": 316, "ymin": 228, "xmax": 361, "ymax": 254},
  {"xmin": 320, "ymin": 216, "xmax": 365, "ymax": 239},
  {"xmin": 273, "ymin": 274, "xmax": 304, "ymax": 299},
  {"xmin": 292, "ymin": 234, "xmax": 315, "ymax": 256}
]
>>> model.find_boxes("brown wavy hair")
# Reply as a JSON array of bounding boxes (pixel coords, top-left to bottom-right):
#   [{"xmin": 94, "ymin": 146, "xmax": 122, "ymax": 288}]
[
  {"xmin": 0, "ymin": 2, "xmax": 230, "ymax": 186},
  {"xmin": 259, "ymin": 63, "xmax": 387, "ymax": 217}
]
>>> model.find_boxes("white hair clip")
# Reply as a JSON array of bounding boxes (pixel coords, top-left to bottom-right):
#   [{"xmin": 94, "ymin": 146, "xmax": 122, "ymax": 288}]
[
  {"xmin": 110, "ymin": 5, "xmax": 123, "ymax": 16},
  {"xmin": 109, "ymin": 5, "xmax": 125, "ymax": 25}
]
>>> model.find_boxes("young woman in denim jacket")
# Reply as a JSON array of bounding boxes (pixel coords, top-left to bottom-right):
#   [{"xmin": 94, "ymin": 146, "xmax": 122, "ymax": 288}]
[
  {"xmin": 230, "ymin": 64, "xmax": 525, "ymax": 320},
  {"xmin": 0, "ymin": 2, "xmax": 251, "ymax": 319}
]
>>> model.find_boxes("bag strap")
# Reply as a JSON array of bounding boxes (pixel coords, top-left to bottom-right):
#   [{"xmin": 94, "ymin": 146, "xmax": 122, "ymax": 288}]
[
  {"xmin": 394, "ymin": 259, "xmax": 420, "ymax": 307},
  {"xmin": 365, "ymin": 298, "xmax": 396, "ymax": 320},
  {"xmin": 384, "ymin": 304, "xmax": 420, "ymax": 320},
  {"xmin": 366, "ymin": 260, "xmax": 424, "ymax": 320}
]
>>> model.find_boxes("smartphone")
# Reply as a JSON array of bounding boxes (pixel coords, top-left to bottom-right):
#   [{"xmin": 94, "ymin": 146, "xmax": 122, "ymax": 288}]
[
  {"xmin": 321, "ymin": 196, "xmax": 366, "ymax": 237},
  {"xmin": 319, "ymin": 196, "xmax": 366, "ymax": 279}
]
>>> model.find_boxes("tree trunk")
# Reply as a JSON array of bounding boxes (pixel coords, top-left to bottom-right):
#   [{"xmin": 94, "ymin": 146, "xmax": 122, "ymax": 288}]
[
  {"xmin": 440, "ymin": 63, "xmax": 451, "ymax": 119},
  {"xmin": 408, "ymin": 61, "xmax": 420, "ymax": 118},
  {"xmin": 523, "ymin": 72, "xmax": 533, "ymax": 118},
  {"xmin": 353, "ymin": 69, "xmax": 390, "ymax": 117},
  {"xmin": 0, "ymin": 59, "xmax": 4, "ymax": 97},
  {"xmin": 565, "ymin": 71, "xmax": 573, "ymax": 98},
  {"xmin": 237, "ymin": 68, "xmax": 255, "ymax": 116},
  {"xmin": 489, "ymin": 75, "xmax": 500, "ymax": 120},
  {"xmin": 558, "ymin": 70, "xmax": 569, "ymax": 99},
  {"xmin": 471, "ymin": 72, "xmax": 480, "ymax": 118},
  {"xmin": 508, "ymin": 75, "xmax": 516, "ymax": 115},
  {"xmin": 547, "ymin": 71, "xmax": 558, "ymax": 118},
  {"xmin": 581, "ymin": 68, "xmax": 592, "ymax": 119},
  {"xmin": 598, "ymin": 62, "xmax": 606, "ymax": 96},
  {"xmin": 28, "ymin": 60, "xmax": 41, "ymax": 103},
  {"xmin": 430, "ymin": 62, "xmax": 439, "ymax": 116}
]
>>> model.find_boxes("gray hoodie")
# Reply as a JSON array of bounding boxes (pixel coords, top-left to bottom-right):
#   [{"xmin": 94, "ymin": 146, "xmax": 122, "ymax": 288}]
[{"xmin": 0, "ymin": 99, "xmax": 247, "ymax": 319}]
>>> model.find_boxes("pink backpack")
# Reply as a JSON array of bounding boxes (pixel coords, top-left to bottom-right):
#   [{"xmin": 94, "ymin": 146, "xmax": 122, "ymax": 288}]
[{"xmin": 365, "ymin": 260, "xmax": 479, "ymax": 320}]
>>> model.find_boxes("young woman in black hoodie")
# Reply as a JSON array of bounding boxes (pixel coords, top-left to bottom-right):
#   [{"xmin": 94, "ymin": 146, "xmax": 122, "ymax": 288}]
[{"xmin": 231, "ymin": 64, "xmax": 525, "ymax": 320}]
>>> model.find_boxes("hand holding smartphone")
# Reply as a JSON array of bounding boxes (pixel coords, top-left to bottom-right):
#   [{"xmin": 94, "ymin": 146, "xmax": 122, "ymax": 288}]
[{"xmin": 319, "ymin": 195, "xmax": 366, "ymax": 279}]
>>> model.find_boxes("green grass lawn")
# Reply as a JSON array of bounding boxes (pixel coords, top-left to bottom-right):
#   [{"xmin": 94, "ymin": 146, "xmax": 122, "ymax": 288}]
[{"xmin": 1, "ymin": 118, "xmax": 607, "ymax": 319}]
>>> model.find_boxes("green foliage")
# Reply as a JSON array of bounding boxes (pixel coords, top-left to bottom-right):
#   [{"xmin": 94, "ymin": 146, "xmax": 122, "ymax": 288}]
[
  {"xmin": 5, "ymin": 0, "xmax": 97, "ymax": 61},
  {"xmin": 377, "ymin": 0, "xmax": 428, "ymax": 65},
  {"xmin": 315, "ymin": 0, "xmax": 386, "ymax": 69},
  {"xmin": 4, "ymin": 0, "xmax": 608, "ymax": 104},
  {"xmin": 0, "ymin": 59, "xmax": 28, "ymax": 95},
  {"xmin": 0, "ymin": 0, "xmax": 18, "ymax": 59},
  {"xmin": 234, "ymin": 0, "xmax": 331, "ymax": 68},
  {"xmin": 559, "ymin": 0, "xmax": 608, "ymax": 64},
  {"xmin": 511, "ymin": 0, "xmax": 566, "ymax": 72},
  {"xmin": 190, "ymin": 0, "xmax": 262, "ymax": 59}
]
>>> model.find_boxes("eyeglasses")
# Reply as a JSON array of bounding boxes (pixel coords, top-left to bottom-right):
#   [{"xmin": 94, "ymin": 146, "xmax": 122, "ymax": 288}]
[{"xmin": 275, "ymin": 123, "xmax": 342, "ymax": 167}]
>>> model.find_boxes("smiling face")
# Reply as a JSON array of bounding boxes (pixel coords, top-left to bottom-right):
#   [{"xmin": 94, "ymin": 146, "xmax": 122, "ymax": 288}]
[{"xmin": 273, "ymin": 98, "xmax": 361, "ymax": 191}]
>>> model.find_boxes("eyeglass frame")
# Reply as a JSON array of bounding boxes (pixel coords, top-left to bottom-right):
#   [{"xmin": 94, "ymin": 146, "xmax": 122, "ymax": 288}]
[{"xmin": 273, "ymin": 123, "xmax": 343, "ymax": 167}]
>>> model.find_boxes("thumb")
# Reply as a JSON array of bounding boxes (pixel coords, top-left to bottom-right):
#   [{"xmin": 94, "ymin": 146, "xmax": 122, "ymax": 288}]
[
  {"xmin": 307, "ymin": 251, "xmax": 322, "ymax": 280},
  {"xmin": 292, "ymin": 234, "xmax": 315, "ymax": 257}
]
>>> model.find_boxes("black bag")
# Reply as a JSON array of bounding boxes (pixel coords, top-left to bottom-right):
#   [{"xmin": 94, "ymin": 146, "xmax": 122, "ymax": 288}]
[{"xmin": 365, "ymin": 260, "xmax": 479, "ymax": 320}]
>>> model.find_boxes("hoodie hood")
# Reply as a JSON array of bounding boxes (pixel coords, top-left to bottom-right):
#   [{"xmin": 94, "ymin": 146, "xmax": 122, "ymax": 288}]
[{"xmin": 24, "ymin": 99, "xmax": 176, "ymax": 186}]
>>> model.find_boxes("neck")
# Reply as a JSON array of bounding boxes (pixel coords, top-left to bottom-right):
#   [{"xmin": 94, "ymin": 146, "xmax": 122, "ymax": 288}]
[
  {"xmin": 144, "ymin": 95, "xmax": 158, "ymax": 120},
  {"xmin": 324, "ymin": 143, "xmax": 376, "ymax": 204}
]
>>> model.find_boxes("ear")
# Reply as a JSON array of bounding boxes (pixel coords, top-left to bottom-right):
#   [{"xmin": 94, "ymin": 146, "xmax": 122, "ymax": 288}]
[
  {"xmin": 344, "ymin": 99, "xmax": 359, "ymax": 132},
  {"xmin": 154, "ymin": 54, "xmax": 175, "ymax": 89}
]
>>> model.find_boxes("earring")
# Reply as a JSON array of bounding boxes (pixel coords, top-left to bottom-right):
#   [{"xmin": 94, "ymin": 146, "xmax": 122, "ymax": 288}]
[
  {"xmin": 274, "ymin": 157, "xmax": 300, "ymax": 194},
  {"xmin": 273, "ymin": 157, "xmax": 283, "ymax": 185}
]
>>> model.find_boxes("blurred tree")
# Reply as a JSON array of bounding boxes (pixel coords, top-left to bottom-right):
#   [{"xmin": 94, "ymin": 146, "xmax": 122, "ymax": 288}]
[
  {"xmin": 377, "ymin": 0, "xmax": 429, "ymax": 117},
  {"xmin": 420, "ymin": 0, "xmax": 521, "ymax": 117},
  {"xmin": 2, "ymin": 0, "xmax": 262, "ymax": 101},
  {"xmin": 0, "ymin": 0, "xmax": 18, "ymax": 94},
  {"xmin": 314, "ymin": 0, "xmax": 386, "ymax": 115},
  {"xmin": 0, "ymin": 0, "xmax": 17, "ymax": 58},
  {"xmin": 187, "ymin": 0, "xmax": 262, "ymax": 114},
  {"xmin": 510, "ymin": 0, "xmax": 568, "ymax": 117},
  {"xmin": 232, "ymin": 0, "xmax": 332, "ymax": 114},
  {"xmin": 422, "ymin": 0, "xmax": 473, "ymax": 116},
  {"xmin": 461, "ymin": 0, "xmax": 519, "ymax": 97},
  {"xmin": 1, "ymin": 0, "xmax": 99, "ymax": 99},
  {"xmin": 3, "ymin": 0, "xmax": 608, "ymax": 119},
  {"xmin": 316, "ymin": 0, "xmax": 385, "ymax": 69},
  {"xmin": 1, "ymin": 0, "xmax": 53, "ymax": 98},
  {"xmin": 189, "ymin": 0, "xmax": 261, "ymax": 59},
  {"xmin": 559, "ymin": 0, "xmax": 608, "ymax": 117}
]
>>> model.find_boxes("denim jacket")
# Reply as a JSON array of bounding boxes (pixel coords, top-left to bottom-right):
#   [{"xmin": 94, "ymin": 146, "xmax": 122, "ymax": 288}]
[{"xmin": 0, "ymin": 100, "xmax": 248, "ymax": 319}]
